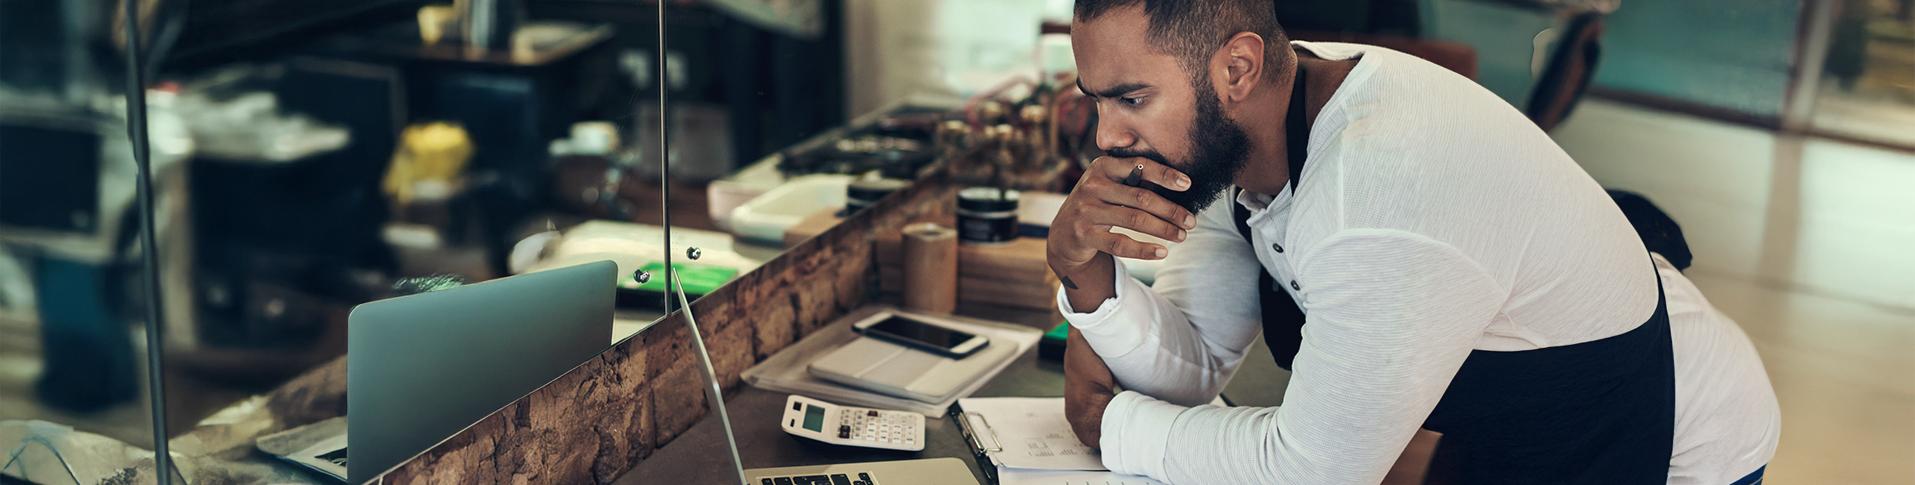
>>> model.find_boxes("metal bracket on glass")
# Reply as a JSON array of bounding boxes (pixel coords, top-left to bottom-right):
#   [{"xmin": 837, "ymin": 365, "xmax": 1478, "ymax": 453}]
[{"xmin": 671, "ymin": 268, "xmax": 748, "ymax": 485}]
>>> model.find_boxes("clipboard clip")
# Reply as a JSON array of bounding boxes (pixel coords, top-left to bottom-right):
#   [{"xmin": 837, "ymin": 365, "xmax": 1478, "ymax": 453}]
[
  {"xmin": 953, "ymin": 408, "xmax": 1006, "ymax": 485},
  {"xmin": 960, "ymin": 411, "xmax": 1004, "ymax": 454}
]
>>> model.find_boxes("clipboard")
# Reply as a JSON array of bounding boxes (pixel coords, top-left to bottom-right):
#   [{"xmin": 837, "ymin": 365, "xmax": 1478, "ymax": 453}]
[
  {"xmin": 949, "ymin": 401, "xmax": 1004, "ymax": 485},
  {"xmin": 948, "ymin": 394, "xmax": 1235, "ymax": 485}
]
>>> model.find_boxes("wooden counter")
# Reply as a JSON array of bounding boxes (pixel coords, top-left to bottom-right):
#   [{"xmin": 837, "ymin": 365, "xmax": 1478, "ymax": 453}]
[{"xmin": 380, "ymin": 178, "xmax": 965, "ymax": 483}]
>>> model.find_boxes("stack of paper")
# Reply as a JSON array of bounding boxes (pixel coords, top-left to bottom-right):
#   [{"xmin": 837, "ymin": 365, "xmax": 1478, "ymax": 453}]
[
  {"xmin": 742, "ymin": 307, "xmax": 1042, "ymax": 416},
  {"xmin": 956, "ymin": 397, "xmax": 1166, "ymax": 485}
]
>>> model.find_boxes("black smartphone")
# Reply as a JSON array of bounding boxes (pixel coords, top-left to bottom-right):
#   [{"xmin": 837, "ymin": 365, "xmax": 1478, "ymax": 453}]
[{"xmin": 853, "ymin": 313, "xmax": 990, "ymax": 358}]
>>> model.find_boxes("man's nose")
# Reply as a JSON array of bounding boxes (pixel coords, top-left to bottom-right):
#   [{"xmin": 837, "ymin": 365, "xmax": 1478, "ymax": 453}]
[{"xmin": 1094, "ymin": 116, "xmax": 1136, "ymax": 152}]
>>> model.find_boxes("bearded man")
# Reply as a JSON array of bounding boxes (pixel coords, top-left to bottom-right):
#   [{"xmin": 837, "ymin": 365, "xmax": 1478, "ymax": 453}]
[{"xmin": 1048, "ymin": 1, "xmax": 1780, "ymax": 483}]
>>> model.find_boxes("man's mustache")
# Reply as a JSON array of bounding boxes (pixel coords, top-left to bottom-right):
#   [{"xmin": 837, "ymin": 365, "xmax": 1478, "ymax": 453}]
[
  {"xmin": 1103, "ymin": 149, "xmax": 1189, "ymax": 198},
  {"xmin": 1105, "ymin": 149, "xmax": 1178, "ymax": 171}
]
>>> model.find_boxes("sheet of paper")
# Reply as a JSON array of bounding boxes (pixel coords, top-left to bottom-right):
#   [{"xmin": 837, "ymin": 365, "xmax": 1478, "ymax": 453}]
[
  {"xmin": 997, "ymin": 468, "xmax": 1166, "ymax": 485},
  {"xmin": 957, "ymin": 397, "xmax": 1106, "ymax": 471}
]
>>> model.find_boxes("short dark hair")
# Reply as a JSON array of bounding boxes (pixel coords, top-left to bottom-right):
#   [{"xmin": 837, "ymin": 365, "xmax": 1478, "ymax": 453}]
[{"xmin": 1075, "ymin": 0, "xmax": 1288, "ymax": 83}]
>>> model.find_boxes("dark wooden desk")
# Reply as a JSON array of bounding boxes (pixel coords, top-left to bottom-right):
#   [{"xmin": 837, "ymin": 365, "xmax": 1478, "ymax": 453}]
[
  {"xmin": 617, "ymin": 306, "xmax": 1294, "ymax": 485},
  {"xmin": 617, "ymin": 333, "xmax": 1065, "ymax": 485}
]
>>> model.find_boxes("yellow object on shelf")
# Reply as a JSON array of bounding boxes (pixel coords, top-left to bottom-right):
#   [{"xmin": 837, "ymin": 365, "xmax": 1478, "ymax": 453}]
[
  {"xmin": 382, "ymin": 122, "xmax": 474, "ymax": 205},
  {"xmin": 417, "ymin": 5, "xmax": 458, "ymax": 45}
]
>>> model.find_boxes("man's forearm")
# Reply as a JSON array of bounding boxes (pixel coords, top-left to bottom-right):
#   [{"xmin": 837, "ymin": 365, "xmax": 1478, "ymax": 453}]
[{"xmin": 1060, "ymin": 253, "xmax": 1118, "ymax": 313}]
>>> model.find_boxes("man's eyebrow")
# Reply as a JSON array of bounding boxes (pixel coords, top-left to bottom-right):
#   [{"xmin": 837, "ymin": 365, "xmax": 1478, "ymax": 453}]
[{"xmin": 1077, "ymin": 78, "xmax": 1149, "ymax": 99}]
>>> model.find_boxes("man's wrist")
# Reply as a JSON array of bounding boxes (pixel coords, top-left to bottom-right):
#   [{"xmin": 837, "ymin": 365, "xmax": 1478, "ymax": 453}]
[
  {"xmin": 1085, "ymin": 392, "xmax": 1111, "ymax": 446},
  {"xmin": 1058, "ymin": 254, "xmax": 1117, "ymax": 312},
  {"xmin": 1050, "ymin": 255, "xmax": 1102, "ymax": 289}
]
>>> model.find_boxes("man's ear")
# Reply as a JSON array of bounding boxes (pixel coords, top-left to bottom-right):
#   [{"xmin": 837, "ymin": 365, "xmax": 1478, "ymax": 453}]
[{"xmin": 1213, "ymin": 32, "xmax": 1267, "ymax": 104}]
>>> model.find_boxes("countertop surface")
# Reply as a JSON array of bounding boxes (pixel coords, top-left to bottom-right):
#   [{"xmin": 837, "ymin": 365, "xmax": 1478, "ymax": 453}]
[{"xmin": 617, "ymin": 303, "xmax": 1293, "ymax": 484}]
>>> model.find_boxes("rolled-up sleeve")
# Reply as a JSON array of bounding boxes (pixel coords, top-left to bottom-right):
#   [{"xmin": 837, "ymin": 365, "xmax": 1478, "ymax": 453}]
[
  {"xmin": 1096, "ymin": 229, "xmax": 1507, "ymax": 484},
  {"xmin": 1057, "ymin": 202, "xmax": 1266, "ymax": 408}
]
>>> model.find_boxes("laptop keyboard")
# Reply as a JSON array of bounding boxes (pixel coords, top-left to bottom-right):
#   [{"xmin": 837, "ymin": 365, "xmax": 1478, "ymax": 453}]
[
  {"xmin": 318, "ymin": 447, "xmax": 348, "ymax": 467},
  {"xmin": 759, "ymin": 471, "xmax": 876, "ymax": 485}
]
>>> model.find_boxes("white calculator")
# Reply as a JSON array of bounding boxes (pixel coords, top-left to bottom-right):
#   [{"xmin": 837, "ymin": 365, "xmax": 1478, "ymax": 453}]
[{"xmin": 780, "ymin": 394, "xmax": 925, "ymax": 451}]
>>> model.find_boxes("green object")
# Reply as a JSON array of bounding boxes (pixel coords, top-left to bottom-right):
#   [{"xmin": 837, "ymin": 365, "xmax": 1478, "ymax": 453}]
[
  {"xmin": 1038, "ymin": 322, "xmax": 1072, "ymax": 362},
  {"xmin": 619, "ymin": 262, "xmax": 738, "ymax": 297},
  {"xmin": 1044, "ymin": 322, "xmax": 1070, "ymax": 341},
  {"xmin": 391, "ymin": 274, "xmax": 466, "ymax": 295}
]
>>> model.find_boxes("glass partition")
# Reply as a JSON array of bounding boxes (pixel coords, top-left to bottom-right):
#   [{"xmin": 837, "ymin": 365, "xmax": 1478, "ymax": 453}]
[
  {"xmin": 150, "ymin": 0, "xmax": 628, "ymax": 442},
  {"xmin": 645, "ymin": 0, "xmax": 848, "ymax": 314},
  {"xmin": 1, "ymin": 0, "xmax": 169, "ymax": 482},
  {"xmin": 651, "ymin": 0, "xmax": 1084, "ymax": 313},
  {"xmin": 13, "ymin": 0, "xmax": 664, "ymax": 481},
  {"xmin": 624, "ymin": 2, "xmax": 1071, "ymax": 481}
]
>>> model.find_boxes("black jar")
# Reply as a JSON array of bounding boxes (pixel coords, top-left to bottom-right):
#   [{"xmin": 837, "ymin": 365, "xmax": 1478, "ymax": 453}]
[{"xmin": 956, "ymin": 187, "xmax": 1019, "ymax": 244}]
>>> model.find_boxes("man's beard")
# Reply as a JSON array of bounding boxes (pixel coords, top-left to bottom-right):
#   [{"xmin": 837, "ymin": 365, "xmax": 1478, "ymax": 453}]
[{"xmin": 1107, "ymin": 81, "xmax": 1252, "ymax": 215}]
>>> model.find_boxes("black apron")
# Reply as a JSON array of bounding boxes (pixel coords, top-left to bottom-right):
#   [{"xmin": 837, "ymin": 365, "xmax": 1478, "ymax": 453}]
[{"xmin": 1233, "ymin": 63, "xmax": 1676, "ymax": 483}]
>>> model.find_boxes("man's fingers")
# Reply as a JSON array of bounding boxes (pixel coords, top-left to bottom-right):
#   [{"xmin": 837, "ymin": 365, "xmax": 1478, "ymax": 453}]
[
  {"xmin": 1142, "ymin": 158, "xmax": 1192, "ymax": 192},
  {"xmin": 1087, "ymin": 203, "xmax": 1186, "ymax": 243},
  {"xmin": 1092, "ymin": 183, "xmax": 1197, "ymax": 231},
  {"xmin": 1094, "ymin": 231, "xmax": 1167, "ymax": 260},
  {"xmin": 1078, "ymin": 194, "xmax": 1187, "ymax": 243},
  {"xmin": 1096, "ymin": 156, "xmax": 1191, "ymax": 192}
]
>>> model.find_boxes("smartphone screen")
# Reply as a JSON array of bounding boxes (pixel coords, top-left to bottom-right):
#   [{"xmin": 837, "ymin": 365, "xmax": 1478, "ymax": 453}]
[{"xmin": 862, "ymin": 316, "xmax": 982, "ymax": 355}]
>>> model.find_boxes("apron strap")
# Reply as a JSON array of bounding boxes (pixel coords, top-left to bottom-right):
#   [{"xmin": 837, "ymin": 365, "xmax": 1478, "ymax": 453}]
[{"xmin": 1230, "ymin": 60, "xmax": 1313, "ymax": 369}]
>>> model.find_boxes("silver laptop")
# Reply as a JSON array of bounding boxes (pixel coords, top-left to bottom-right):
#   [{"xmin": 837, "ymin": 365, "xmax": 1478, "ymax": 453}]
[
  {"xmin": 742, "ymin": 459, "xmax": 977, "ymax": 485},
  {"xmin": 300, "ymin": 260, "xmax": 616, "ymax": 482}
]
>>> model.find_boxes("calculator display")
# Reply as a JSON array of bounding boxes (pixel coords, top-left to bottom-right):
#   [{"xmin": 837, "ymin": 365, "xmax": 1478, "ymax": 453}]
[{"xmin": 803, "ymin": 404, "xmax": 825, "ymax": 432}]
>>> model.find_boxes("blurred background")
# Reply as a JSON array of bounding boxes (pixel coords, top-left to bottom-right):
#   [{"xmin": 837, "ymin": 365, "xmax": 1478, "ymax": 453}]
[{"xmin": 1, "ymin": 0, "xmax": 1910, "ymax": 483}]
